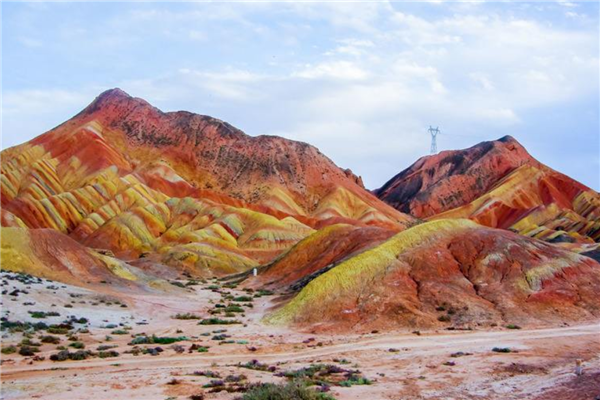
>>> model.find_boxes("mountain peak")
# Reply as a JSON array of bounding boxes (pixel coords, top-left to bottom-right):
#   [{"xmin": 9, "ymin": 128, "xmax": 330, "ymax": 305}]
[{"xmin": 375, "ymin": 135, "xmax": 538, "ymax": 217}]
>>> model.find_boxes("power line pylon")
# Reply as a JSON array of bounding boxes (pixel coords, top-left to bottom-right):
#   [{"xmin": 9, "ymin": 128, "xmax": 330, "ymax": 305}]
[{"xmin": 428, "ymin": 126, "xmax": 440, "ymax": 154}]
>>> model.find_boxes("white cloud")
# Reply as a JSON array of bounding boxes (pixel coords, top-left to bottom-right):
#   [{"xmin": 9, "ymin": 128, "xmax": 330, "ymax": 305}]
[
  {"xmin": 292, "ymin": 61, "xmax": 369, "ymax": 80},
  {"xmin": 3, "ymin": 2, "xmax": 598, "ymax": 189}
]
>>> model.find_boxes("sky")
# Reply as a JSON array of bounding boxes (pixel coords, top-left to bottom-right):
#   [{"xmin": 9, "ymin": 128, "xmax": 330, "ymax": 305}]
[{"xmin": 2, "ymin": 1, "xmax": 599, "ymax": 190}]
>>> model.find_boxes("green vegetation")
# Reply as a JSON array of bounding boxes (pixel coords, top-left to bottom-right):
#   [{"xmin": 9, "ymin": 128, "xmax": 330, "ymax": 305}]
[
  {"xmin": 128, "ymin": 335, "xmax": 188, "ymax": 345},
  {"xmin": 239, "ymin": 381, "xmax": 336, "ymax": 400},
  {"xmin": 232, "ymin": 296, "xmax": 253, "ymax": 302},
  {"xmin": 69, "ymin": 341, "xmax": 85, "ymax": 349},
  {"xmin": 506, "ymin": 324, "xmax": 522, "ymax": 330},
  {"xmin": 198, "ymin": 318, "xmax": 241, "ymax": 325},
  {"xmin": 172, "ymin": 313, "xmax": 202, "ymax": 320},
  {"xmin": 40, "ymin": 335, "xmax": 61, "ymax": 344},
  {"xmin": 492, "ymin": 347, "xmax": 512, "ymax": 353},
  {"xmin": 1, "ymin": 345, "xmax": 17, "ymax": 354},
  {"xmin": 98, "ymin": 350, "xmax": 120, "ymax": 358},
  {"xmin": 28, "ymin": 311, "xmax": 61, "ymax": 319}
]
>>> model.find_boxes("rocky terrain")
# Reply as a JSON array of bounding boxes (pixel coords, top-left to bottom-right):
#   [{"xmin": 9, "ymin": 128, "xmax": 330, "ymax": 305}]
[{"xmin": 375, "ymin": 136, "xmax": 600, "ymax": 246}]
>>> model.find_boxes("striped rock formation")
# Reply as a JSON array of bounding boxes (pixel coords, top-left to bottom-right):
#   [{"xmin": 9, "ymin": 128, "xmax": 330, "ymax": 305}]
[
  {"xmin": 375, "ymin": 136, "xmax": 600, "ymax": 245},
  {"xmin": 266, "ymin": 219, "xmax": 600, "ymax": 332},
  {"xmin": 1, "ymin": 89, "xmax": 413, "ymax": 280}
]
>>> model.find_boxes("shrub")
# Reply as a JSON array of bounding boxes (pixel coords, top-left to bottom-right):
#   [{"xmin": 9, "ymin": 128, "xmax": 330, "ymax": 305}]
[
  {"xmin": 224, "ymin": 305, "xmax": 244, "ymax": 313},
  {"xmin": 1, "ymin": 345, "xmax": 17, "ymax": 354},
  {"xmin": 232, "ymin": 296, "xmax": 253, "ymax": 302},
  {"xmin": 111, "ymin": 329, "xmax": 128, "ymax": 335},
  {"xmin": 506, "ymin": 324, "xmax": 521, "ymax": 330},
  {"xmin": 40, "ymin": 335, "xmax": 61, "ymax": 344},
  {"xmin": 437, "ymin": 315, "xmax": 451, "ymax": 322},
  {"xmin": 193, "ymin": 370, "xmax": 221, "ymax": 378},
  {"xmin": 19, "ymin": 346, "xmax": 39, "ymax": 356},
  {"xmin": 492, "ymin": 347, "xmax": 512, "ymax": 353},
  {"xmin": 97, "ymin": 345, "xmax": 118, "ymax": 351},
  {"xmin": 151, "ymin": 335, "xmax": 188, "ymax": 345},
  {"xmin": 239, "ymin": 359, "xmax": 276, "ymax": 372},
  {"xmin": 173, "ymin": 313, "xmax": 202, "ymax": 320},
  {"xmin": 239, "ymin": 381, "xmax": 336, "ymax": 400},
  {"xmin": 98, "ymin": 350, "xmax": 120, "ymax": 358},
  {"xmin": 69, "ymin": 341, "xmax": 85, "ymax": 349},
  {"xmin": 198, "ymin": 318, "xmax": 241, "ymax": 325},
  {"xmin": 50, "ymin": 350, "xmax": 70, "ymax": 362}
]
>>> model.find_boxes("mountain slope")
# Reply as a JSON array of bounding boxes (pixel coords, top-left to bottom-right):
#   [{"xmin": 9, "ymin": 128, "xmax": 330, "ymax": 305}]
[
  {"xmin": 266, "ymin": 219, "xmax": 600, "ymax": 332},
  {"xmin": 375, "ymin": 136, "xmax": 600, "ymax": 244},
  {"xmin": 0, "ymin": 89, "xmax": 414, "ymax": 280}
]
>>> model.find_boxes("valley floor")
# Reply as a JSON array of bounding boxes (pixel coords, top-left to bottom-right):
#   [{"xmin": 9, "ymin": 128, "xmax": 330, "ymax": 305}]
[{"xmin": 1, "ymin": 272, "xmax": 599, "ymax": 400}]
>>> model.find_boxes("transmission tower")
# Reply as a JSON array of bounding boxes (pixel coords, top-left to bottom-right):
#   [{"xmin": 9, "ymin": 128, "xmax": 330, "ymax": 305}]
[{"xmin": 428, "ymin": 126, "xmax": 440, "ymax": 154}]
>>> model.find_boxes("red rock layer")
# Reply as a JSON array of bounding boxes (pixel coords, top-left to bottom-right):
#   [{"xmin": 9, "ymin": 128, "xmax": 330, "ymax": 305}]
[{"xmin": 375, "ymin": 136, "xmax": 599, "ymax": 243}]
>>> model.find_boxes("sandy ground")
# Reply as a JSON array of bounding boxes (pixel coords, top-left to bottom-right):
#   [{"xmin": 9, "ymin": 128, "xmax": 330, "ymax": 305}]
[{"xmin": 1, "ymin": 271, "xmax": 599, "ymax": 400}]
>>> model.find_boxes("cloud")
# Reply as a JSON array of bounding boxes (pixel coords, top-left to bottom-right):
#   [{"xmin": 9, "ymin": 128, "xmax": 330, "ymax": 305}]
[
  {"xmin": 292, "ymin": 61, "xmax": 369, "ymax": 80},
  {"xmin": 2, "ymin": 1, "xmax": 598, "ymax": 189}
]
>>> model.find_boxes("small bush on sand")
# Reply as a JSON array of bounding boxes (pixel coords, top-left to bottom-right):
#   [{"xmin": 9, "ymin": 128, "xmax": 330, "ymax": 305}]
[
  {"xmin": 98, "ymin": 350, "xmax": 120, "ymax": 358},
  {"xmin": 69, "ymin": 341, "xmax": 85, "ymax": 349},
  {"xmin": 239, "ymin": 381, "xmax": 336, "ymax": 400},
  {"xmin": 492, "ymin": 347, "xmax": 512, "ymax": 353},
  {"xmin": 1, "ymin": 345, "xmax": 17, "ymax": 354},
  {"xmin": 173, "ymin": 313, "xmax": 202, "ymax": 320},
  {"xmin": 505, "ymin": 324, "xmax": 521, "ymax": 330},
  {"xmin": 198, "ymin": 318, "xmax": 241, "ymax": 325},
  {"xmin": 19, "ymin": 346, "xmax": 39, "ymax": 356},
  {"xmin": 40, "ymin": 335, "xmax": 61, "ymax": 344}
]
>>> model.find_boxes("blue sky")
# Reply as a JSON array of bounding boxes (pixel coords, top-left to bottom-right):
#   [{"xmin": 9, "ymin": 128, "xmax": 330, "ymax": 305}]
[{"xmin": 2, "ymin": 1, "xmax": 599, "ymax": 190}]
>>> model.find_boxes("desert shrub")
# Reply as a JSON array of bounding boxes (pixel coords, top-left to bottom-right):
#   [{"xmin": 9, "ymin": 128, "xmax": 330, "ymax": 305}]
[
  {"xmin": 47, "ymin": 325, "xmax": 71, "ymax": 334},
  {"xmin": 19, "ymin": 346, "xmax": 40, "ymax": 356},
  {"xmin": 21, "ymin": 338, "xmax": 41, "ymax": 347},
  {"xmin": 506, "ymin": 324, "xmax": 521, "ymax": 330},
  {"xmin": 199, "ymin": 318, "xmax": 241, "ymax": 325},
  {"xmin": 450, "ymin": 351, "xmax": 472, "ymax": 358},
  {"xmin": 1, "ymin": 319, "xmax": 48, "ymax": 332},
  {"xmin": 40, "ymin": 335, "xmax": 61, "ymax": 344},
  {"xmin": 69, "ymin": 341, "xmax": 85, "ymax": 349},
  {"xmin": 239, "ymin": 381, "xmax": 336, "ymax": 400},
  {"xmin": 151, "ymin": 335, "xmax": 188, "ymax": 344},
  {"xmin": 50, "ymin": 350, "xmax": 70, "ymax": 361},
  {"xmin": 193, "ymin": 370, "xmax": 221, "ymax": 378},
  {"xmin": 98, "ymin": 350, "xmax": 120, "ymax": 358},
  {"xmin": 1, "ymin": 345, "xmax": 17, "ymax": 354},
  {"xmin": 197, "ymin": 346, "xmax": 209, "ymax": 353},
  {"xmin": 173, "ymin": 313, "xmax": 202, "ymax": 320},
  {"xmin": 97, "ymin": 344, "xmax": 118, "ymax": 351},
  {"xmin": 239, "ymin": 359, "xmax": 276, "ymax": 372},
  {"xmin": 232, "ymin": 296, "xmax": 253, "ymax": 302},
  {"xmin": 224, "ymin": 305, "xmax": 244, "ymax": 313},
  {"xmin": 28, "ymin": 311, "xmax": 59, "ymax": 319},
  {"xmin": 437, "ymin": 315, "xmax": 451, "ymax": 322},
  {"xmin": 111, "ymin": 329, "xmax": 128, "ymax": 335},
  {"xmin": 492, "ymin": 347, "xmax": 512, "ymax": 353}
]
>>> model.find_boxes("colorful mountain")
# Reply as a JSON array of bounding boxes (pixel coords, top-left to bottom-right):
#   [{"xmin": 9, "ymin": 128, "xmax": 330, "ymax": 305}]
[
  {"xmin": 375, "ymin": 136, "xmax": 600, "ymax": 245},
  {"xmin": 265, "ymin": 219, "xmax": 600, "ymax": 332},
  {"xmin": 0, "ymin": 89, "xmax": 413, "ymax": 279}
]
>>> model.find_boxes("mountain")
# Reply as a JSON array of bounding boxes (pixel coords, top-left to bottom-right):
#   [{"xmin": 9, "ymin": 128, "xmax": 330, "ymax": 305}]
[
  {"xmin": 265, "ymin": 219, "xmax": 600, "ymax": 332},
  {"xmin": 375, "ymin": 136, "xmax": 600, "ymax": 245},
  {"xmin": 0, "ymin": 89, "xmax": 413, "ymax": 278}
]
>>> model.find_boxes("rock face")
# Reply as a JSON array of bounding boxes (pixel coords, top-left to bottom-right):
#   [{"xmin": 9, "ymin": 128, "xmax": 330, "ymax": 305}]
[
  {"xmin": 375, "ymin": 136, "xmax": 600, "ymax": 244},
  {"xmin": 0, "ymin": 89, "xmax": 412, "ymax": 279},
  {"xmin": 266, "ymin": 219, "xmax": 600, "ymax": 332},
  {"xmin": 250, "ymin": 224, "xmax": 395, "ymax": 290}
]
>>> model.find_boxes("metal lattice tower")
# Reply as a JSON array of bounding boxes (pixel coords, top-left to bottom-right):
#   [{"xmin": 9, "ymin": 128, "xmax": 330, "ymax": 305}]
[{"xmin": 428, "ymin": 126, "xmax": 440, "ymax": 154}]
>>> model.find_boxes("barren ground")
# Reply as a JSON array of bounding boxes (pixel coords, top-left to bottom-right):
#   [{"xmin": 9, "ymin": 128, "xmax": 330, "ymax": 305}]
[{"xmin": 1, "ymin": 271, "xmax": 599, "ymax": 400}]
